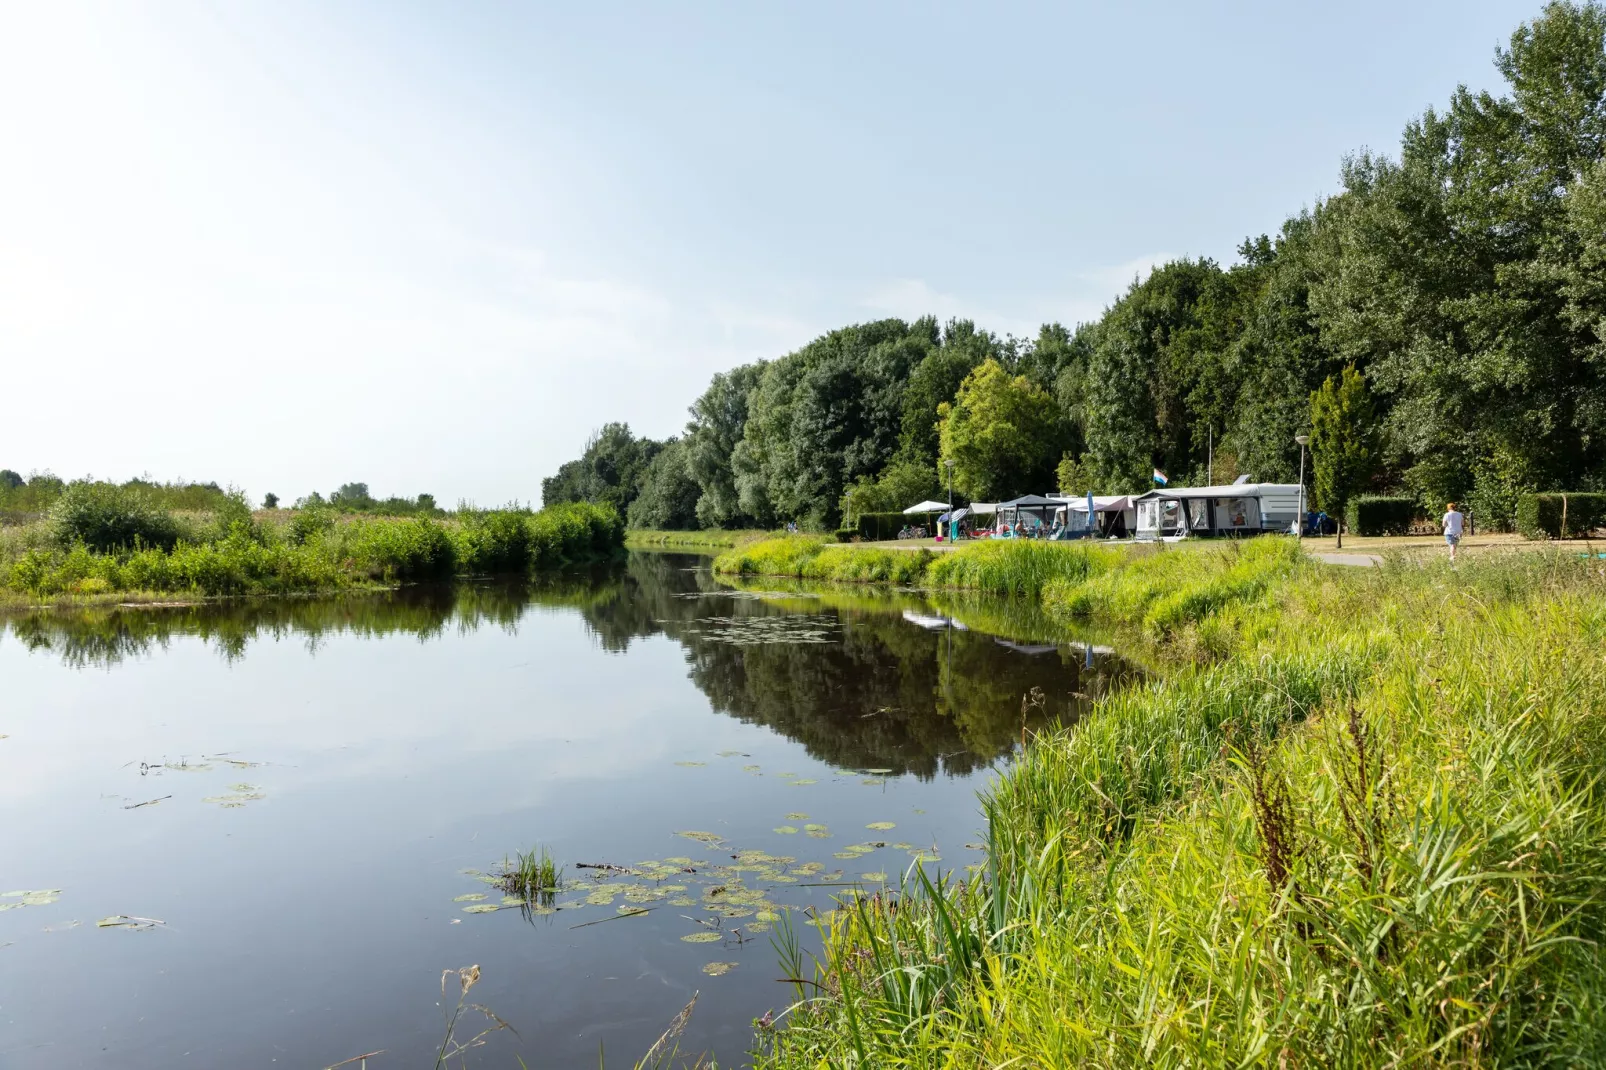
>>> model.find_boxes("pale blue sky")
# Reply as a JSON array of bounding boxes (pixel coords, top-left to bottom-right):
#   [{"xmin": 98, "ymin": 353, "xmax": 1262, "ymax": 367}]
[{"xmin": 0, "ymin": 1, "xmax": 1539, "ymax": 504}]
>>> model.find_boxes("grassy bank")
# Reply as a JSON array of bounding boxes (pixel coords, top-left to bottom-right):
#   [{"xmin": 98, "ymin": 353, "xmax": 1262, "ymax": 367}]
[
  {"xmin": 738, "ymin": 541, "xmax": 1606, "ymax": 1066},
  {"xmin": 624, "ymin": 528, "xmax": 772, "ymax": 552},
  {"xmin": 0, "ymin": 499, "xmax": 623, "ymax": 606}
]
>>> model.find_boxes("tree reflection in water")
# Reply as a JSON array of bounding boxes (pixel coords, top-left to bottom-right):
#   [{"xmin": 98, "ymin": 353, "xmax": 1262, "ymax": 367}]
[{"xmin": 2, "ymin": 552, "xmax": 1140, "ymax": 778}]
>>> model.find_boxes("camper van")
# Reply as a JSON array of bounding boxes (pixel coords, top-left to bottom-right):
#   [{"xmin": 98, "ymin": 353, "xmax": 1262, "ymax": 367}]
[{"xmin": 1133, "ymin": 483, "xmax": 1302, "ymax": 540}]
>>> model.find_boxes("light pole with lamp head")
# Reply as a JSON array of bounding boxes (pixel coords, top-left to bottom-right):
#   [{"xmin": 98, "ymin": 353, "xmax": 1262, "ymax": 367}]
[
  {"xmin": 944, "ymin": 459, "xmax": 956, "ymax": 541},
  {"xmin": 1294, "ymin": 434, "xmax": 1310, "ymax": 539}
]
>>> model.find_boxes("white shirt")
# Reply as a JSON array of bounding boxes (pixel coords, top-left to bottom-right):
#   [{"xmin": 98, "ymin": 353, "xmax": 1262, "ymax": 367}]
[{"xmin": 1443, "ymin": 510, "xmax": 1464, "ymax": 537}]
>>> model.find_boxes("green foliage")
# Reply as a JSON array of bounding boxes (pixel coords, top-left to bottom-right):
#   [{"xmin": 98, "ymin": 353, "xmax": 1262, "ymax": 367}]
[
  {"xmin": 1054, "ymin": 453, "xmax": 1091, "ymax": 495},
  {"xmin": 0, "ymin": 469, "xmax": 22, "ymax": 490},
  {"xmin": 938, "ymin": 360, "xmax": 1065, "ymax": 501},
  {"xmin": 626, "ymin": 439, "xmax": 701, "ymax": 530},
  {"xmin": 1346, "ymin": 495, "xmax": 1417, "ymax": 536},
  {"xmin": 49, "ymin": 482, "xmax": 182, "ymax": 553},
  {"xmin": 756, "ymin": 549, "xmax": 1606, "ymax": 1068},
  {"xmin": 853, "ymin": 511, "xmax": 933, "ymax": 541},
  {"xmin": 287, "ymin": 504, "xmax": 336, "ymax": 545},
  {"xmin": 262, "ymin": 492, "xmax": 279, "ymax": 509},
  {"xmin": 542, "ymin": 422, "xmax": 663, "ymax": 516},
  {"xmin": 2, "ymin": 502, "xmax": 624, "ymax": 602},
  {"xmin": 1309, "ymin": 365, "xmax": 1378, "ymax": 518},
  {"xmin": 686, "ymin": 363, "xmax": 767, "ymax": 529},
  {"xmin": 1516, "ymin": 491, "xmax": 1606, "ymax": 537},
  {"xmin": 839, "ymin": 459, "xmax": 943, "ymax": 527}
]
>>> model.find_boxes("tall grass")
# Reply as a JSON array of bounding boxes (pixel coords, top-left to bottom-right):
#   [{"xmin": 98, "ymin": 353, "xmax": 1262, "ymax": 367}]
[
  {"xmin": 755, "ymin": 552, "xmax": 1606, "ymax": 1067},
  {"xmin": 0, "ymin": 501, "xmax": 624, "ymax": 603}
]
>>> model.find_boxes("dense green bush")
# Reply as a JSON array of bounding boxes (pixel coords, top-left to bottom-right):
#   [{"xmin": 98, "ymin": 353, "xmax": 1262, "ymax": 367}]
[
  {"xmin": 49, "ymin": 482, "xmax": 182, "ymax": 552},
  {"xmin": 287, "ymin": 505, "xmax": 336, "ymax": 545},
  {"xmin": 833, "ymin": 528, "xmax": 858, "ymax": 543},
  {"xmin": 452, "ymin": 508, "xmax": 534, "ymax": 573},
  {"xmin": 1516, "ymin": 492, "xmax": 1606, "ymax": 539},
  {"xmin": 1344, "ymin": 496, "xmax": 1416, "ymax": 537},
  {"xmin": 856, "ymin": 511, "xmax": 938, "ymax": 540}
]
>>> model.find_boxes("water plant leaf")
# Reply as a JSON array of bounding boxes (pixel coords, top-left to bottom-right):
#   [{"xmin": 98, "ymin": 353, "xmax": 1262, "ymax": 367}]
[
  {"xmin": 453, "ymin": 894, "xmax": 488, "ymax": 902},
  {"xmin": 861, "ymin": 872, "xmax": 888, "ymax": 883},
  {"xmin": 742, "ymin": 765, "xmax": 762, "ymax": 773},
  {"xmin": 773, "ymin": 826, "xmax": 798, "ymax": 835},
  {"xmin": 861, "ymin": 778, "xmax": 886, "ymax": 787},
  {"xmin": 803, "ymin": 824, "xmax": 827, "ymax": 832},
  {"xmin": 701, "ymin": 962, "xmax": 738, "ymax": 976},
  {"xmin": 680, "ymin": 931, "xmax": 722, "ymax": 943},
  {"xmin": 675, "ymin": 831, "xmax": 726, "ymax": 846},
  {"xmin": 784, "ymin": 813, "xmax": 809, "ymax": 821},
  {"xmin": 673, "ymin": 761, "xmax": 707, "ymax": 767},
  {"xmin": 866, "ymin": 822, "xmax": 896, "ymax": 830},
  {"xmin": 756, "ymin": 910, "xmax": 781, "ymax": 922},
  {"xmin": 790, "ymin": 779, "xmax": 817, "ymax": 787},
  {"xmin": 462, "ymin": 904, "xmax": 499, "ymax": 914}
]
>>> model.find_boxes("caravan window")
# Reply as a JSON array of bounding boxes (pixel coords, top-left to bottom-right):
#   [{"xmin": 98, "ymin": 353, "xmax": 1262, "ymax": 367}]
[{"xmin": 1160, "ymin": 500, "xmax": 1181, "ymax": 532}]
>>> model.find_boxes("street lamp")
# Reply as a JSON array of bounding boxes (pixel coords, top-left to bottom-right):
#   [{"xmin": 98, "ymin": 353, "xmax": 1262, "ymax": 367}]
[
  {"xmin": 1294, "ymin": 434, "xmax": 1310, "ymax": 539},
  {"xmin": 944, "ymin": 459, "xmax": 957, "ymax": 542}
]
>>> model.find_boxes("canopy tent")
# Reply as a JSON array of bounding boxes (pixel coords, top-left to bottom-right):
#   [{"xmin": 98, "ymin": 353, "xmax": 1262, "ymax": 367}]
[
  {"xmin": 969, "ymin": 502, "xmax": 998, "ymax": 516},
  {"xmin": 995, "ymin": 494, "xmax": 1063, "ymax": 533},
  {"xmin": 903, "ymin": 500, "xmax": 951, "ymax": 514}
]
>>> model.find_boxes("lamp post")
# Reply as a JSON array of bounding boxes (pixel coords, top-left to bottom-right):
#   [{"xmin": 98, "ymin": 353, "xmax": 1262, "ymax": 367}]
[
  {"xmin": 944, "ymin": 459, "xmax": 956, "ymax": 542},
  {"xmin": 1294, "ymin": 434, "xmax": 1310, "ymax": 539}
]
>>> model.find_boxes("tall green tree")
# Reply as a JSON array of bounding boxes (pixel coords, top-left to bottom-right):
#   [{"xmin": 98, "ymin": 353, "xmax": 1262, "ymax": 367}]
[
  {"xmin": 627, "ymin": 439, "xmax": 701, "ymax": 530},
  {"xmin": 937, "ymin": 359, "xmax": 1065, "ymax": 501},
  {"xmin": 1309, "ymin": 366, "xmax": 1380, "ymax": 546},
  {"xmin": 685, "ymin": 363, "xmax": 765, "ymax": 529}
]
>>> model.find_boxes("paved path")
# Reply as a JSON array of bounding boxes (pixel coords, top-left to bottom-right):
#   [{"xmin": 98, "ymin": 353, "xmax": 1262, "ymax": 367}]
[{"xmin": 1310, "ymin": 551, "xmax": 1383, "ymax": 567}]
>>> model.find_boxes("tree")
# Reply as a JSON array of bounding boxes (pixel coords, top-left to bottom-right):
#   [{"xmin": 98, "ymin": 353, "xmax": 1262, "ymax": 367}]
[
  {"xmin": 1055, "ymin": 454, "xmax": 1092, "ymax": 495},
  {"xmin": 417, "ymin": 493, "xmax": 437, "ymax": 513},
  {"xmin": 541, "ymin": 423, "xmax": 662, "ymax": 515},
  {"xmin": 937, "ymin": 360, "xmax": 1065, "ymax": 501},
  {"xmin": 627, "ymin": 439, "xmax": 702, "ymax": 530},
  {"xmin": 331, "ymin": 483, "xmax": 374, "ymax": 510},
  {"xmin": 0, "ymin": 469, "xmax": 22, "ymax": 491},
  {"xmin": 1309, "ymin": 366, "xmax": 1379, "ymax": 547},
  {"xmin": 685, "ymin": 363, "xmax": 765, "ymax": 528},
  {"xmin": 839, "ymin": 459, "xmax": 944, "ymax": 526},
  {"xmin": 262, "ymin": 493, "xmax": 279, "ymax": 509}
]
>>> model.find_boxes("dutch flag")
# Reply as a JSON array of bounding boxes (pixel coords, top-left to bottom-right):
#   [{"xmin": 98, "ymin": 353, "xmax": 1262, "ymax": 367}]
[{"xmin": 1152, "ymin": 469, "xmax": 1169, "ymax": 486}]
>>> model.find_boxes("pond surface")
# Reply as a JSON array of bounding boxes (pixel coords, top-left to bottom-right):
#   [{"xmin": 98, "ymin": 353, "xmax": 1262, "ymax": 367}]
[{"xmin": 0, "ymin": 552, "xmax": 1137, "ymax": 1068}]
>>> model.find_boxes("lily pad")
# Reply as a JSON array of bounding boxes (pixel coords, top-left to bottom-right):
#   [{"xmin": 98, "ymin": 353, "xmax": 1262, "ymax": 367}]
[
  {"xmin": 784, "ymin": 812, "xmax": 809, "ymax": 821},
  {"xmin": 681, "ymin": 931, "xmax": 723, "ymax": 944},
  {"xmin": 790, "ymin": 779, "xmax": 817, "ymax": 787},
  {"xmin": 773, "ymin": 826, "xmax": 798, "ymax": 835},
  {"xmin": 462, "ymin": 904, "xmax": 500, "ymax": 914},
  {"xmin": 453, "ymin": 893, "xmax": 488, "ymax": 902},
  {"xmin": 702, "ymin": 961, "xmax": 738, "ymax": 976},
  {"xmin": 675, "ymin": 831, "xmax": 726, "ymax": 846},
  {"xmin": 674, "ymin": 761, "xmax": 707, "ymax": 767},
  {"xmin": 756, "ymin": 910, "xmax": 782, "ymax": 922},
  {"xmin": 866, "ymin": 822, "xmax": 896, "ymax": 831},
  {"xmin": 861, "ymin": 872, "xmax": 888, "ymax": 883}
]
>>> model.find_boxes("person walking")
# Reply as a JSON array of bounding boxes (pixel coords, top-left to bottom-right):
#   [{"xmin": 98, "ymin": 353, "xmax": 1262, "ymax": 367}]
[{"xmin": 1442, "ymin": 502, "xmax": 1465, "ymax": 561}]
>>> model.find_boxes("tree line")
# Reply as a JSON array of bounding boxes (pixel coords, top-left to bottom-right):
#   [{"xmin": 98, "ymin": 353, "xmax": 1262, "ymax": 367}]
[{"xmin": 544, "ymin": 1, "xmax": 1606, "ymax": 532}]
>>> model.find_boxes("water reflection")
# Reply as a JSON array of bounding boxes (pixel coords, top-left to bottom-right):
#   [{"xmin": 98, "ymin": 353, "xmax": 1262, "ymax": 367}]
[{"xmin": 1, "ymin": 552, "xmax": 1139, "ymax": 777}]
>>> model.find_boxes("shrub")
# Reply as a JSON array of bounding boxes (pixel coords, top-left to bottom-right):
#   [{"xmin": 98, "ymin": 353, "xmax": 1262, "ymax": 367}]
[
  {"xmin": 833, "ymin": 528, "xmax": 858, "ymax": 543},
  {"xmin": 288, "ymin": 505, "xmax": 336, "ymax": 546},
  {"xmin": 1344, "ymin": 496, "xmax": 1416, "ymax": 537},
  {"xmin": 452, "ymin": 509, "xmax": 534, "ymax": 573},
  {"xmin": 1516, "ymin": 492, "xmax": 1606, "ymax": 539},
  {"xmin": 857, "ymin": 511, "xmax": 938, "ymax": 540},
  {"xmin": 49, "ymin": 482, "xmax": 181, "ymax": 552}
]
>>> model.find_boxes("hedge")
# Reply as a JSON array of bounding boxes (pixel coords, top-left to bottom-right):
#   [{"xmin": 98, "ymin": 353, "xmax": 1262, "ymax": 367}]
[
  {"xmin": 1344, "ymin": 496, "xmax": 1416, "ymax": 537},
  {"xmin": 1516, "ymin": 492, "xmax": 1606, "ymax": 539},
  {"xmin": 854, "ymin": 511, "xmax": 941, "ymax": 540}
]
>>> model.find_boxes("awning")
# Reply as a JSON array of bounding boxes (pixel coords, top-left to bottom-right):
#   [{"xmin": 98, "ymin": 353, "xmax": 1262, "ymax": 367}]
[
  {"xmin": 903, "ymin": 500, "xmax": 950, "ymax": 514},
  {"xmin": 998, "ymin": 494, "xmax": 1062, "ymax": 508}
]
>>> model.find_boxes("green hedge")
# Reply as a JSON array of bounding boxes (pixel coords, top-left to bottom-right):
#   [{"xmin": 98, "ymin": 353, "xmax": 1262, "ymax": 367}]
[
  {"xmin": 855, "ymin": 511, "xmax": 941, "ymax": 540},
  {"xmin": 1516, "ymin": 492, "xmax": 1606, "ymax": 539},
  {"xmin": 1344, "ymin": 496, "xmax": 1416, "ymax": 537}
]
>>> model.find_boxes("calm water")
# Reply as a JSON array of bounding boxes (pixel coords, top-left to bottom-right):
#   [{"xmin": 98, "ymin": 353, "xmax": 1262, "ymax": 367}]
[{"xmin": 0, "ymin": 553, "xmax": 1135, "ymax": 1069}]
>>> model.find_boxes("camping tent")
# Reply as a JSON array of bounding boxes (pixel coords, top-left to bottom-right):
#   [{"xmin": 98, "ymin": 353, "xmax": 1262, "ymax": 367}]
[{"xmin": 903, "ymin": 500, "xmax": 951, "ymax": 514}]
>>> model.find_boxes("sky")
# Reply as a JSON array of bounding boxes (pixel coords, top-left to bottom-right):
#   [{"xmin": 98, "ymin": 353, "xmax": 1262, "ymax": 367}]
[{"xmin": 0, "ymin": 0, "xmax": 1544, "ymax": 506}]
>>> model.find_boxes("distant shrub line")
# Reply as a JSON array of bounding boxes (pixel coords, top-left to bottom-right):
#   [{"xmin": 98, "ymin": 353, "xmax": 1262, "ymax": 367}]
[{"xmin": 1, "ymin": 494, "xmax": 622, "ymax": 602}]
